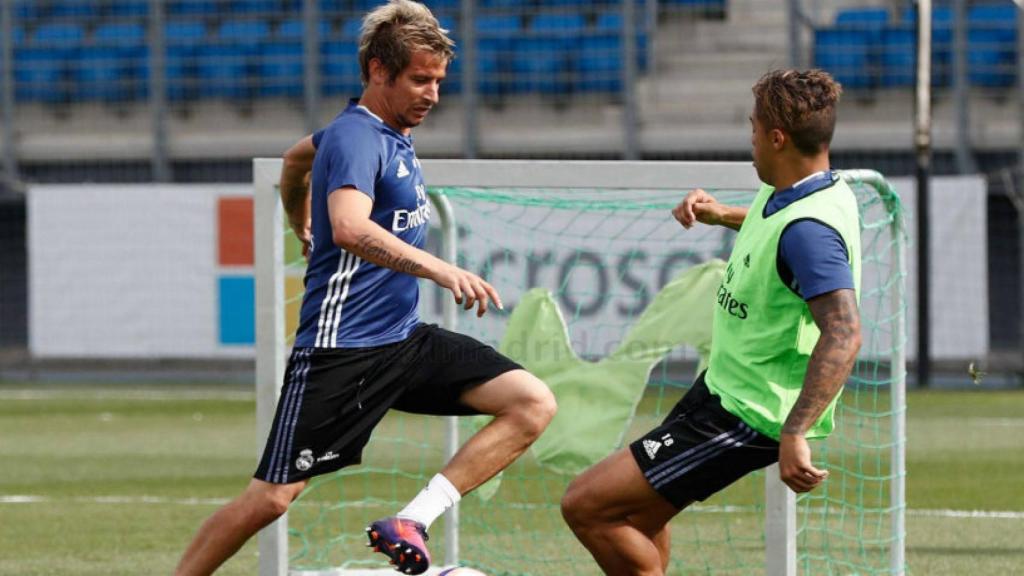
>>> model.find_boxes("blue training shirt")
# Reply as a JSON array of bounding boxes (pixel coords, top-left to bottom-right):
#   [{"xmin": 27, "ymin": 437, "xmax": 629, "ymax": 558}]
[
  {"xmin": 765, "ymin": 170, "xmax": 855, "ymax": 301},
  {"xmin": 295, "ymin": 99, "xmax": 430, "ymax": 348}
]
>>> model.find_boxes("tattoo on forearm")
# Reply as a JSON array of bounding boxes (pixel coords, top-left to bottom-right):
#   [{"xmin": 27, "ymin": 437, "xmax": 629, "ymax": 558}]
[
  {"xmin": 355, "ymin": 234, "xmax": 423, "ymax": 275},
  {"xmin": 783, "ymin": 289, "xmax": 861, "ymax": 435}
]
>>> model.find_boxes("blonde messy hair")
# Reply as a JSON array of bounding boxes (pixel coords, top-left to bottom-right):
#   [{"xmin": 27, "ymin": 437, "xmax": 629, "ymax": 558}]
[
  {"xmin": 359, "ymin": 0, "xmax": 456, "ymax": 85},
  {"xmin": 753, "ymin": 69, "xmax": 842, "ymax": 156}
]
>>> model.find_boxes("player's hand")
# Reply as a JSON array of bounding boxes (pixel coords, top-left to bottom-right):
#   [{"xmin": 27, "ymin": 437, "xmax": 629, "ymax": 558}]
[
  {"xmin": 430, "ymin": 262, "xmax": 504, "ymax": 317},
  {"xmin": 778, "ymin": 433, "xmax": 829, "ymax": 493},
  {"xmin": 672, "ymin": 189, "xmax": 726, "ymax": 229}
]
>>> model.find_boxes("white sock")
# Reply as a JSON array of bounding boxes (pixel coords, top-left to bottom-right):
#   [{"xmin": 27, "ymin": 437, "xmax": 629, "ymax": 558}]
[{"xmin": 396, "ymin": 473, "xmax": 462, "ymax": 531}]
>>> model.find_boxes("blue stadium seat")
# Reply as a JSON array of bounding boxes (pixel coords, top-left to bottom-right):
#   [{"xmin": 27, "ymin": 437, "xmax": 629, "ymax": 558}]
[
  {"xmin": 75, "ymin": 47, "xmax": 127, "ymax": 101},
  {"xmin": 513, "ymin": 13, "xmax": 583, "ymax": 94},
  {"xmin": 168, "ymin": 0, "xmax": 221, "ymax": 16},
  {"xmin": 967, "ymin": 3, "xmax": 1017, "ymax": 87},
  {"xmin": 476, "ymin": 14, "xmax": 520, "ymax": 96},
  {"xmin": 594, "ymin": 11, "xmax": 648, "ymax": 72},
  {"xmin": 899, "ymin": 5, "xmax": 954, "ymax": 87},
  {"xmin": 196, "ymin": 20, "xmax": 270, "ymax": 99},
  {"xmin": 78, "ymin": 22, "xmax": 148, "ymax": 101},
  {"xmin": 422, "ymin": 0, "xmax": 459, "ymax": 14},
  {"xmin": 234, "ymin": 0, "xmax": 280, "ymax": 13},
  {"xmin": 14, "ymin": 47, "xmax": 67, "ymax": 103},
  {"xmin": 276, "ymin": 18, "xmax": 332, "ymax": 39},
  {"xmin": 258, "ymin": 19, "xmax": 333, "ymax": 97},
  {"xmin": 13, "ymin": 23, "xmax": 84, "ymax": 103},
  {"xmin": 219, "ymin": 20, "xmax": 271, "ymax": 49},
  {"xmin": 13, "ymin": 1, "xmax": 42, "ymax": 20},
  {"xmin": 879, "ymin": 25, "xmax": 914, "ymax": 88},
  {"xmin": 165, "ymin": 20, "xmax": 207, "ymax": 46},
  {"xmin": 49, "ymin": 0, "xmax": 100, "ymax": 18},
  {"xmin": 479, "ymin": 0, "xmax": 526, "ymax": 7},
  {"xmin": 260, "ymin": 42, "xmax": 304, "ymax": 97},
  {"xmin": 322, "ymin": 41, "xmax": 362, "ymax": 96},
  {"xmin": 577, "ymin": 13, "xmax": 624, "ymax": 93},
  {"xmin": 814, "ymin": 28, "xmax": 872, "ymax": 89},
  {"xmin": 33, "ymin": 23, "xmax": 86, "ymax": 47},
  {"xmin": 535, "ymin": 0, "xmax": 592, "ymax": 7},
  {"xmin": 342, "ymin": 17, "xmax": 363, "ymax": 40},
  {"xmin": 317, "ymin": 0, "xmax": 346, "ymax": 14},
  {"xmin": 165, "ymin": 21, "xmax": 207, "ymax": 101},
  {"xmin": 95, "ymin": 22, "xmax": 147, "ymax": 47},
  {"xmin": 108, "ymin": 0, "xmax": 149, "ymax": 17}
]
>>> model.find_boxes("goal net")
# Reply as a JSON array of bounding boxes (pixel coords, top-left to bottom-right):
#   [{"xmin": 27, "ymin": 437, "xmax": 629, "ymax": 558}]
[{"xmin": 253, "ymin": 160, "xmax": 906, "ymax": 576}]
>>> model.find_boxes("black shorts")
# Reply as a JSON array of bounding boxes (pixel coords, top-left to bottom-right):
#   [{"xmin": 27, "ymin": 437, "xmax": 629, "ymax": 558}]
[
  {"xmin": 255, "ymin": 323, "xmax": 523, "ymax": 484},
  {"xmin": 629, "ymin": 372, "xmax": 779, "ymax": 508}
]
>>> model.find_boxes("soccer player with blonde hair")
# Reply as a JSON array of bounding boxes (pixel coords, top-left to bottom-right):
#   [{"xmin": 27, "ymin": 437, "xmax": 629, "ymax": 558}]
[{"xmin": 175, "ymin": 2, "xmax": 555, "ymax": 574}]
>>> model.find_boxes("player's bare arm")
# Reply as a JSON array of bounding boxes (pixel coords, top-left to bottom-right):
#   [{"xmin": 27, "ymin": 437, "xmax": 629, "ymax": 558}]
[
  {"xmin": 329, "ymin": 187, "xmax": 502, "ymax": 317},
  {"xmin": 779, "ymin": 288, "xmax": 861, "ymax": 493},
  {"xmin": 672, "ymin": 188, "xmax": 748, "ymax": 230},
  {"xmin": 280, "ymin": 135, "xmax": 316, "ymax": 246}
]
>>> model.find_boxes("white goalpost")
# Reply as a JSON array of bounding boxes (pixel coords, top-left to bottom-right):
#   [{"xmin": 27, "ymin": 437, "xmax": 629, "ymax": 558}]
[{"xmin": 253, "ymin": 159, "xmax": 906, "ymax": 576}]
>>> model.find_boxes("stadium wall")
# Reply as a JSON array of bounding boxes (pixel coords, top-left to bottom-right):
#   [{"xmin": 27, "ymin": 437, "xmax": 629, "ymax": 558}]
[{"xmin": 25, "ymin": 174, "xmax": 986, "ymax": 362}]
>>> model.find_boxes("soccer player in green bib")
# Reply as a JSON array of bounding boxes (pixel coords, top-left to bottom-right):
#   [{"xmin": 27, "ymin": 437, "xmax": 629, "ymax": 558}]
[{"xmin": 561, "ymin": 69, "xmax": 862, "ymax": 575}]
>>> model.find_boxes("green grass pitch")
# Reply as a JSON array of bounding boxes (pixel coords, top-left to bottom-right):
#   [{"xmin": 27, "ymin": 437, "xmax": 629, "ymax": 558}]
[{"xmin": 0, "ymin": 382, "xmax": 1021, "ymax": 575}]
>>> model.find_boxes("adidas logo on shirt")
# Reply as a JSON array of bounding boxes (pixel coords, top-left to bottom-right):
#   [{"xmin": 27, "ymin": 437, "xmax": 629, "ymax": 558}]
[
  {"xmin": 396, "ymin": 160, "xmax": 410, "ymax": 178},
  {"xmin": 643, "ymin": 439, "xmax": 661, "ymax": 459}
]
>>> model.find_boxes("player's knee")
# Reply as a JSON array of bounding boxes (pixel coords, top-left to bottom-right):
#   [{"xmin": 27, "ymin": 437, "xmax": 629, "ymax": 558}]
[
  {"xmin": 248, "ymin": 481, "xmax": 303, "ymax": 519},
  {"xmin": 560, "ymin": 478, "xmax": 595, "ymax": 530},
  {"xmin": 515, "ymin": 382, "xmax": 557, "ymax": 440}
]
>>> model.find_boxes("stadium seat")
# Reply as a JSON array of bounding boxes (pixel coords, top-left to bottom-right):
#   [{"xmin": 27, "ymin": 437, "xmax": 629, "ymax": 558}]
[
  {"xmin": 108, "ymin": 0, "xmax": 149, "ymax": 17},
  {"xmin": 476, "ymin": 14, "xmax": 520, "ymax": 96},
  {"xmin": 577, "ymin": 13, "xmax": 624, "ymax": 93},
  {"xmin": 967, "ymin": 3, "xmax": 1017, "ymax": 87},
  {"xmin": 49, "ymin": 0, "xmax": 100, "ymax": 19},
  {"xmin": 479, "ymin": 0, "xmax": 526, "ymax": 9},
  {"xmin": 276, "ymin": 18, "xmax": 332, "ymax": 39},
  {"xmin": 260, "ymin": 42, "xmax": 304, "ymax": 97},
  {"xmin": 322, "ymin": 40, "xmax": 362, "ymax": 96},
  {"xmin": 341, "ymin": 17, "xmax": 364, "ymax": 40},
  {"xmin": 814, "ymin": 28, "xmax": 872, "ymax": 89},
  {"xmin": 33, "ymin": 23, "xmax": 87, "ymax": 47},
  {"xmin": 197, "ymin": 20, "xmax": 270, "ymax": 99},
  {"xmin": 234, "ymin": 0, "xmax": 280, "ymax": 13},
  {"xmin": 422, "ymin": 0, "xmax": 459, "ymax": 14},
  {"xmin": 258, "ymin": 18, "xmax": 333, "ymax": 97},
  {"xmin": 13, "ymin": 1, "xmax": 42, "ymax": 20},
  {"xmin": 879, "ymin": 25, "xmax": 914, "ymax": 88},
  {"xmin": 317, "ymin": 0, "xmax": 346, "ymax": 15},
  {"xmin": 14, "ymin": 47, "xmax": 67, "ymax": 103},
  {"xmin": 165, "ymin": 21, "xmax": 207, "ymax": 101},
  {"xmin": 888, "ymin": 6, "xmax": 954, "ymax": 88},
  {"xmin": 95, "ymin": 22, "xmax": 147, "ymax": 47},
  {"xmin": 167, "ymin": 0, "xmax": 221, "ymax": 17},
  {"xmin": 76, "ymin": 22, "xmax": 148, "ymax": 101},
  {"xmin": 512, "ymin": 13, "xmax": 583, "ymax": 94},
  {"xmin": 74, "ymin": 47, "xmax": 126, "ymax": 101},
  {"xmin": 13, "ymin": 23, "xmax": 85, "ymax": 103}
]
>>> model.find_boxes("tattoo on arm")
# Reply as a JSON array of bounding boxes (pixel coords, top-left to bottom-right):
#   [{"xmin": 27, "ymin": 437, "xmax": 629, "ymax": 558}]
[
  {"xmin": 355, "ymin": 233, "xmax": 424, "ymax": 275},
  {"xmin": 782, "ymin": 289, "xmax": 862, "ymax": 435}
]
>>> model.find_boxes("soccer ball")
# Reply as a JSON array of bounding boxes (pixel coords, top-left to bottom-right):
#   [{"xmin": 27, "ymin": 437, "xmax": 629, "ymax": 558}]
[{"xmin": 437, "ymin": 568, "xmax": 488, "ymax": 576}]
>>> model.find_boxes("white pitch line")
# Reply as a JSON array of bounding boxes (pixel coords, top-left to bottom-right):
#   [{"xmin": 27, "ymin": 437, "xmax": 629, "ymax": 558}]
[
  {"xmin": 0, "ymin": 389, "xmax": 254, "ymax": 401},
  {"xmin": 2, "ymin": 495, "xmax": 1022, "ymax": 520}
]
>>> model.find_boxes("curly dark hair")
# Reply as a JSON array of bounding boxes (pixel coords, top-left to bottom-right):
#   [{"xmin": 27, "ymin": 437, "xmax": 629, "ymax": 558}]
[{"xmin": 752, "ymin": 69, "xmax": 843, "ymax": 156}]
